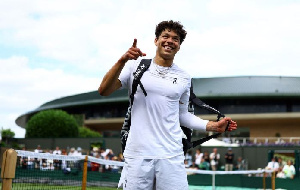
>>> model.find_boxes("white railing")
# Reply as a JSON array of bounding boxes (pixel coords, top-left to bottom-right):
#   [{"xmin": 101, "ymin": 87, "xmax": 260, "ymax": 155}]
[{"xmin": 219, "ymin": 137, "xmax": 300, "ymax": 146}]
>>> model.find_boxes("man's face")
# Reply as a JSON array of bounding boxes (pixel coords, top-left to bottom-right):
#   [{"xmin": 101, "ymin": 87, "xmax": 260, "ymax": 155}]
[{"xmin": 155, "ymin": 29, "xmax": 180, "ymax": 60}]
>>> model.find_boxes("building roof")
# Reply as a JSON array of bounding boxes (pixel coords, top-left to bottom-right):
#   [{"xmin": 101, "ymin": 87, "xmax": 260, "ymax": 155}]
[
  {"xmin": 16, "ymin": 76, "xmax": 300, "ymax": 127},
  {"xmin": 192, "ymin": 76, "xmax": 300, "ymax": 98},
  {"xmin": 39, "ymin": 76, "xmax": 300, "ymax": 109}
]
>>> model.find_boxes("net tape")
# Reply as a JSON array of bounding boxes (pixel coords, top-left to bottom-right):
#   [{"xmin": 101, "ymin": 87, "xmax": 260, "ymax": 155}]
[
  {"xmin": 186, "ymin": 169, "xmax": 274, "ymax": 175},
  {"xmin": 16, "ymin": 150, "xmax": 273, "ymax": 175},
  {"xmin": 16, "ymin": 150, "xmax": 124, "ymax": 167}
]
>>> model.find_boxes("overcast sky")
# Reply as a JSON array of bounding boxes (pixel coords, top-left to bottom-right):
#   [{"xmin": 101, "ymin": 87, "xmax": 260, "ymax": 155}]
[{"xmin": 1, "ymin": 0, "xmax": 299, "ymax": 138}]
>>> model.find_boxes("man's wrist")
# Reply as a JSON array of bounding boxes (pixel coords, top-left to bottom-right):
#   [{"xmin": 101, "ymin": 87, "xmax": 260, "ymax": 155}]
[
  {"xmin": 118, "ymin": 57, "xmax": 128, "ymax": 65},
  {"xmin": 206, "ymin": 121, "xmax": 218, "ymax": 132}
]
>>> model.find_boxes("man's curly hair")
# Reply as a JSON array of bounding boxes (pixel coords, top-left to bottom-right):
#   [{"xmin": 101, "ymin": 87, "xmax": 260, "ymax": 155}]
[{"xmin": 155, "ymin": 20, "xmax": 187, "ymax": 44}]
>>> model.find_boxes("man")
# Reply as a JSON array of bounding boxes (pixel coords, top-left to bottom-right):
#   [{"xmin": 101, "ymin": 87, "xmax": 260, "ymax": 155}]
[
  {"xmin": 235, "ymin": 156, "xmax": 246, "ymax": 170},
  {"xmin": 277, "ymin": 157, "xmax": 286, "ymax": 169},
  {"xmin": 53, "ymin": 146, "xmax": 62, "ymax": 155},
  {"xmin": 34, "ymin": 145, "xmax": 43, "ymax": 153},
  {"xmin": 34, "ymin": 145, "xmax": 43, "ymax": 169},
  {"xmin": 224, "ymin": 148, "xmax": 234, "ymax": 171},
  {"xmin": 210, "ymin": 148, "xmax": 220, "ymax": 171},
  {"xmin": 53, "ymin": 146, "xmax": 62, "ymax": 170},
  {"xmin": 185, "ymin": 150, "xmax": 193, "ymax": 167},
  {"xmin": 99, "ymin": 20, "xmax": 237, "ymax": 190},
  {"xmin": 266, "ymin": 157, "xmax": 279, "ymax": 172},
  {"xmin": 68, "ymin": 147, "xmax": 76, "ymax": 156}
]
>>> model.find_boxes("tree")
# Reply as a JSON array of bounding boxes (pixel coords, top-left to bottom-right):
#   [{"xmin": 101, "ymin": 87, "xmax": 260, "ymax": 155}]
[
  {"xmin": 1, "ymin": 128, "xmax": 15, "ymax": 139},
  {"xmin": 1, "ymin": 128, "xmax": 15, "ymax": 145},
  {"xmin": 26, "ymin": 109, "xmax": 79, "ymax": 138}
]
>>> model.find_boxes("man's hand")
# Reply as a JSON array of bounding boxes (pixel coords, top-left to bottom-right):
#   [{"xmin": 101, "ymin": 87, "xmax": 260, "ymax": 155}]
[
  {"xmin": 218, "ymin": 117, "xmax": 237, "ymax": 132},
  {"xmin": 206, "ymin": 117, "xmax": 237, "ymax": 133},
  {"xmin": 119, "ymin": 39, "xmax": 146, "ymax": 64}
]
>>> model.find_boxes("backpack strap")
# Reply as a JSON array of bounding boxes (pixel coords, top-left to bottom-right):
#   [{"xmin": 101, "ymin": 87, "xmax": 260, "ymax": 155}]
[
  {"xmin": 182, "ymin": 81, "xmax": 229, "ymax": 153},
  {"xmin": 130, "ymin": 59, "xmax": 152, "ymax": 105},
  {"xmin": 121, "ymin": 59, "xmax": 151, "ymax": 153}
]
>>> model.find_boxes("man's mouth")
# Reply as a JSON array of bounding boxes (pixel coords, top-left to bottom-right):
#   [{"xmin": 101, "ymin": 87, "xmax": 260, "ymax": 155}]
[{"xmin": 164, "ymin": 45, "xmax": 173, "ymax": 51}]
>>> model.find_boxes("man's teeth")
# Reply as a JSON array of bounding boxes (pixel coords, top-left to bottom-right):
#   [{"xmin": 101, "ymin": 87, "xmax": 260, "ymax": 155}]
[{"xmin": 164, "ymin": 46, "xmax": 172, "ymax": 50}]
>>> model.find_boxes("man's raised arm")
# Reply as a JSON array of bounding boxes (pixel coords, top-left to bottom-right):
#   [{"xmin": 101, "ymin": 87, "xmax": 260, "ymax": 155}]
[{"xmin": 98, "ymin": 39, "xmax": 146, "ymax": 96}]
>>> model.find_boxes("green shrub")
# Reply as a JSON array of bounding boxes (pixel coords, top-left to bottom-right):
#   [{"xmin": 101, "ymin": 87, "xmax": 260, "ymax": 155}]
[
  {"xmin": 26, "ymin": 109, "xmax": 79, "ymax": 138},
  {"xmin": 79, "ymin": 127, "xmax": 102, "ymax": 138},
  {"xmin": 72, "ymin": 114, "xmax": 85, "ymax": 126}
]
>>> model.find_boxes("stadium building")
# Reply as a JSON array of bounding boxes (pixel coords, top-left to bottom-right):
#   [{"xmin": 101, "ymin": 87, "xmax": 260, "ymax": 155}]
[{"xmin": 16, "ymin": 76, "xmax": 300, "ymax": 144}]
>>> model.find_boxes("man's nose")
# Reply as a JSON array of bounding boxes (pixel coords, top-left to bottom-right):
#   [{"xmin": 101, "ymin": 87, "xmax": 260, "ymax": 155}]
[{"xmin": 166, "ymin": 37, "xmax": 174, "ymax": 43}]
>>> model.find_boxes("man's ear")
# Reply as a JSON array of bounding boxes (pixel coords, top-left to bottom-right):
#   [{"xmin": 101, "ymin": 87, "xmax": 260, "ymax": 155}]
[{"xmin": 154, "ymin": 38, "xmax": 158, "ymax": 46}]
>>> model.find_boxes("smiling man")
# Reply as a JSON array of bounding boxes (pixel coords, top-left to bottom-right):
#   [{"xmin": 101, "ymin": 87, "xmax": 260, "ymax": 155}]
[{"xmin": 99, "ymin": 20, "xmax": 237, "ymax": 190}]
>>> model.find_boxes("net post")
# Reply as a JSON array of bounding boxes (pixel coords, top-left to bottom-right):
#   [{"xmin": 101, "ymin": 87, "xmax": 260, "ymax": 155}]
[
  {"xmin": 262, "ymin": 171, "xmax": 266, "ymax": 190},
  {"xmin": 212, "ymin": 172, "xmax": 216, "ymax": 190},
  {"xmin": 82, "ymin": 155, "xmax": 88, "ymax": 190},
  {"xmin": 1, "ymin": 149, "xmax": 17, "ymax": 190},
  {"xmin": 271, "ymin": 171, "xmax": 275, "ymax": 190}
]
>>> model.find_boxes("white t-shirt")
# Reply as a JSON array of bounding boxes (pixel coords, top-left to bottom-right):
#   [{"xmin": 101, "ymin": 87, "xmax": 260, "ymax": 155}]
[
  {"xmin": 53, "ymin": 150, "xmax": 62, "ymax": 155},
  {"xmin": 195, "ymin": 152, "xmax": 203, "ymax": 165},
  {"xmin": 119, "ymin": 58, "xmax": 208, "ymax": 159},
  {"xmin": 267, "ymin": 161, "xmax": 279, "ymax": 170},
  {"xmin": 210, "ymin": 152, "xmax": 220, "ymax": 166},
  {"xmin": 282, "ymin": 164, "xmax": 295, "ymax": 178}
]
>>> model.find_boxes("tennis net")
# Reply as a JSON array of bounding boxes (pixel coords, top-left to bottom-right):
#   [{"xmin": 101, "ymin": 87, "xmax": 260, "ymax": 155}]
[
  {"xmin": 2, "ymin": 150, "xmax": 277, "ymax": 190},
  {"xmin": 9, "ymin": 150, "xmax": 124, "ymax": 189}
]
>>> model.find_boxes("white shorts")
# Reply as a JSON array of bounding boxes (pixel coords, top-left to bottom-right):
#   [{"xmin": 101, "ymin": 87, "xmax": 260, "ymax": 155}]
[{"xmin": 118, "ymin": 154, "xmax": 188, "ymax": 190}]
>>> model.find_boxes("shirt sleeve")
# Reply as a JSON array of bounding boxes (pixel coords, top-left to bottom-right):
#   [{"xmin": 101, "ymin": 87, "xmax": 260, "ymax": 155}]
[
  {"xmin": 118, "ymin": 60, "xmax": 136, "ymax": 90},
  {"xmin": 179, "ymin": 79, "xmax": 209, "ymax": 132}
]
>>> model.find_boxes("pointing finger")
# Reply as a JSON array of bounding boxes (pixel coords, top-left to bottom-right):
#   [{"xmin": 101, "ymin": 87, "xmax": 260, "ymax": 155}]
[{"xmin": 132, "ymin": 38, "xmax": 137, "ymax": 48}]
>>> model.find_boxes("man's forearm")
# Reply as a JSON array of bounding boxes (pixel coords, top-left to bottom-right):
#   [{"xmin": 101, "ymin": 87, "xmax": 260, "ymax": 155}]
[
  {"xmin": 206, "ymin": 118, "xmax": 230, "ymax": 133},
  {"xmin": 98, "ymin": 59, "xmax": 125, "ymax": 96},
  {"xmin": 206, "ymin": 121, "xmax": 220, "ymax": 132}
]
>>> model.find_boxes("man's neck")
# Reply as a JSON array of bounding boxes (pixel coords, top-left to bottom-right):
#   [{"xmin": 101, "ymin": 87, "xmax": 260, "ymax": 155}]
[{"xmin": 154, "ymin": 56, "xmax": 173, "ymax": 67}]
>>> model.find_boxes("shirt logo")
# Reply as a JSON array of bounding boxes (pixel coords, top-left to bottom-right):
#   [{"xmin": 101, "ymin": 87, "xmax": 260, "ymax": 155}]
[{"xmin": 173, "ymin": 78, "xmax": 177, "ymax": 84}]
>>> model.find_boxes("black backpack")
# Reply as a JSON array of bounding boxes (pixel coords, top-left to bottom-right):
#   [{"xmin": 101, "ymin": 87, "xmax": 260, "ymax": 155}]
[{"xmin": 121, "ymin": 59, "xmax": 228, "ymax": 154}]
